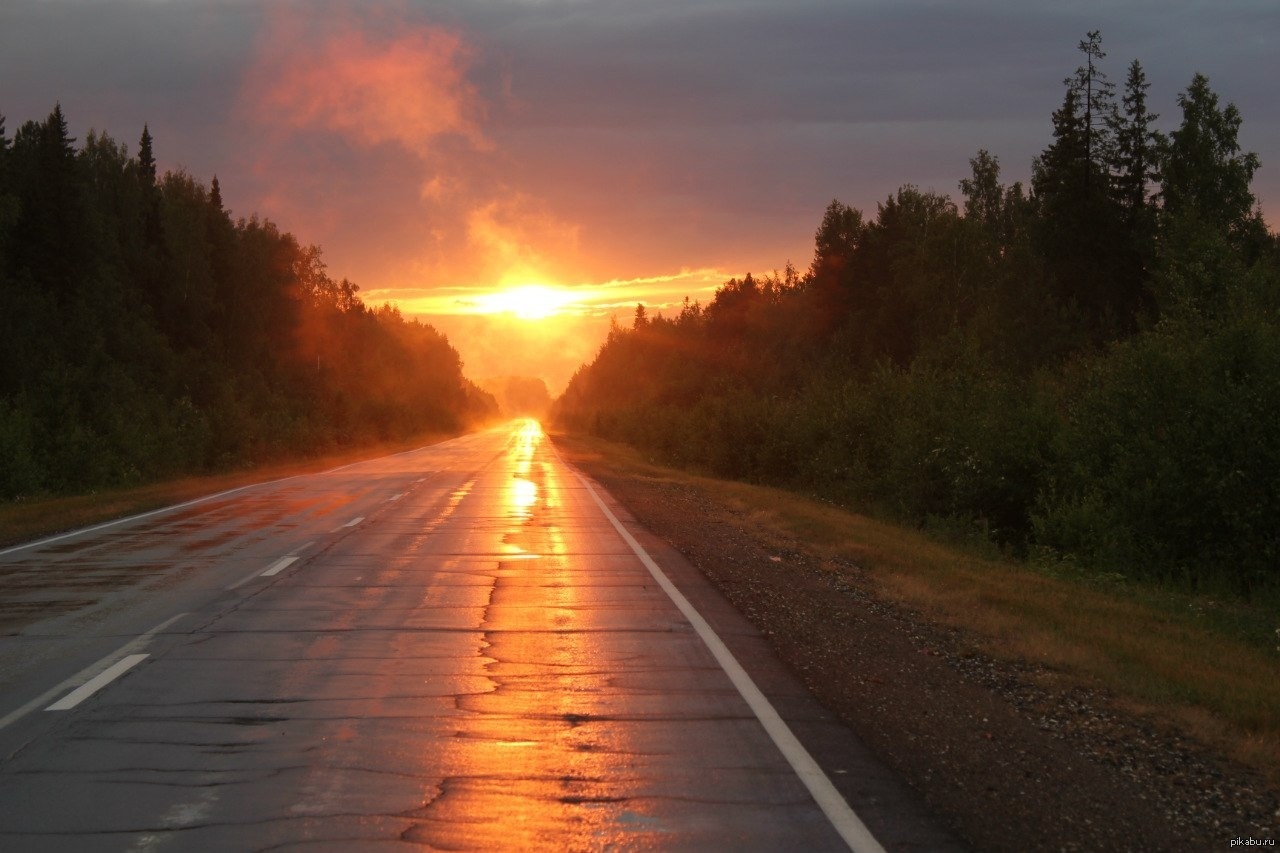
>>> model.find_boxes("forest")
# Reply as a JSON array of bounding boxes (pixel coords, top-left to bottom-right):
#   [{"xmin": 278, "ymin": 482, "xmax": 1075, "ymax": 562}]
[
  {"xmin": 0, "ymin": 106, "xmax": 496, "ymax": 499},
  {"xmin": 555, "ymin": 35, "xmax": 1280, "ymax": 598}
]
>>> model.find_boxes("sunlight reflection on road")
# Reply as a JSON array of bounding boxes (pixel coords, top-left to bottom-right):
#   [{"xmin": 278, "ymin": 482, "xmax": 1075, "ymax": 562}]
[{"xmin": 405, "ymin": 418, "xmax": 650, "ymax": 849}]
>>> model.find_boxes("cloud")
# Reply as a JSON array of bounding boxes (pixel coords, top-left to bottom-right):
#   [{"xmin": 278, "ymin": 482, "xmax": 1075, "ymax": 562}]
[
  {"xmin": 242, "ymin": 6, "xmax": 488, "ymax": 159},
  {"xmin": 465, "ymin": 195, "xmax": 582, "ymax": 285}
]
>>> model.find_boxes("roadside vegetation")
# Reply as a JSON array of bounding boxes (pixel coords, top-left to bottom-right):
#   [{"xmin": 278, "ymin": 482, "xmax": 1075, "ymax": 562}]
[
  {"xmin": 0, "ymin": 109, "xmax": 497, "ymax": 502},
  {"xmin": 554, "ymin": 33, "xmax": 1280, "ymax": 604}
]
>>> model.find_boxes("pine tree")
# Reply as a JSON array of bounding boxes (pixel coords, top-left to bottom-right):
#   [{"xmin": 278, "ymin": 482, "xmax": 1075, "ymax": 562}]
[
  {"xmin": 0, "ymin": 111, "xmax": 10, "ymax": 212},
  {"xmin": 138, "ymin": 124, "xmax": 156, "ymax": 187},
  {"xmin": 209, "ymin": 174, "xmax": 223, "ymax": 212},
  {"xmin": 1032, "ymin": 86, "xmax": 1088, "ymax": 205},
  {"xmin": 1073, "ymin": 31, "xmax": 1115, "ymax": 187},
  {"xmin": 0, "ymin": 111, "xmax": 12, "ymax": 279},
  {"xmin": 1106, "ymin": 60, "xmax": 1162, "ymax": 320},
  {"xmin": 10, "ymin": 104, "xmax": 85, "ymax": 296},
  {"xmin": 1110, "ymin": 60, "xmax": 1161, "ymax": 217},
  {"xmin": 1031, "ymin": 34, "xmax": 1127, "ymax": 336},
  {"xmin": 136, "ymin": 123, "xmax": 163, "ymax": 255}
]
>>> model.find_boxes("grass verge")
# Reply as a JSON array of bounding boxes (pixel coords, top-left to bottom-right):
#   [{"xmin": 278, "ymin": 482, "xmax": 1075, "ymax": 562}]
[
  {"xmin": 0, "ymin": 430, "xmax": 461, "ymax": 550},
  {"xmin": 553, "ymin": 431, "xmax": 1280, "ymax": 780}
]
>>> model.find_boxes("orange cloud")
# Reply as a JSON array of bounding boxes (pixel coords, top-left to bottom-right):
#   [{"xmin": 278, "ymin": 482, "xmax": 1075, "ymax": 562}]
[
  {"xmin": 465, "ymin": 195, "xmax": 582, "ymax": 285},
  {"xmin": 245, "ymin": 8, "xmax": 487, "ymax": 159}
]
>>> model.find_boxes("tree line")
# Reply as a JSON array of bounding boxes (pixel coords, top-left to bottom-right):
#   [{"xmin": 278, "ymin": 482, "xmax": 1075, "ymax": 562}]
[
  {"xmin": 0, "ymin": 106, "xmax": 496, "ymax": 499},
  {"xmin": 555, "ymin": 35, "xmax": 1280, "ymax": 597}
]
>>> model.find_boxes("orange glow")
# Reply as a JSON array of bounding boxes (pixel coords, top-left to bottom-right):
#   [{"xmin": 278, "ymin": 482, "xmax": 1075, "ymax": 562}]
[{"xmin": 473, "ymin": 284, "xmax": 578, "ymax": 320}]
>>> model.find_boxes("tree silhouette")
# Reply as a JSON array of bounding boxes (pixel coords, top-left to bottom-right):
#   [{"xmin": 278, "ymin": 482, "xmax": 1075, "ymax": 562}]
[{"xmin": 1161, "ymin": 73, "xmax": 1262, "ymax": 243}]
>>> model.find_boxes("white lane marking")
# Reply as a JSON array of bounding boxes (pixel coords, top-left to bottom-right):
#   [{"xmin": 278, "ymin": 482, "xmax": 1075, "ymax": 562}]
[
  {"xmin": 577, "ymin": 474, "xmax": 887, "ymax": 853},
  {"xmin": 0, "ymin": 436, "xmax": 467, "ymax": 558},
  {"xmin": 387, "ymin": 492, "xmax": 405, "ymax": 502},
  {"xmin": 0, "ymin": 613, "xmax": 188, "ymax": 727},
  {"xmin": 46, "ymin": 654, "xmax": 149, "ymax": 711},
  {"xmin": 330, "ymin": 516, "xmax": 364, "ymax": 532},
  {"xmin": 227, "ymin": 545, "xmax": 313, "ymax": 589},
  {"xmin": 260, "ymin": 556, "xmax": 299, "ymax": 577}
]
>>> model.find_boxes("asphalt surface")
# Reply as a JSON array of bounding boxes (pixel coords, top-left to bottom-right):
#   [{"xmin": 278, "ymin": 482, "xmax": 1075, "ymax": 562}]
[{"xmin": 0, "ymin": 420, "xmax": 957, "ymax": 852}]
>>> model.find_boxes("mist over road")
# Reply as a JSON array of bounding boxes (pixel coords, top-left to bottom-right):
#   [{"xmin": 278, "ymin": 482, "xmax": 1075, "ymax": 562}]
[{"xmin": 0, "ymin": 421, "xmax": 949, "ymax": 851}]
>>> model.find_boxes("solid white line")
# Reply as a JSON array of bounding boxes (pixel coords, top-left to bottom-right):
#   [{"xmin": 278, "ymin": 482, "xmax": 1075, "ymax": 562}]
[
  {"xmin": 46, "ymin": 654, "xmax": 149, "ymax": 711},
  {"xmin": 260, "ymin": 556, "xmax": 299, "ymax": 577},
  {"xmin": 576, "ymin": 473, "xmax": 886, "ymax": 853}
]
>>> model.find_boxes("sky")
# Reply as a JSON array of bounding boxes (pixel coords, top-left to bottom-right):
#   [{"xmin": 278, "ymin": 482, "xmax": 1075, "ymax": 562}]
[{"xmin": 2, "ymin": 0, "xmax": 1277, "ymax": 393}]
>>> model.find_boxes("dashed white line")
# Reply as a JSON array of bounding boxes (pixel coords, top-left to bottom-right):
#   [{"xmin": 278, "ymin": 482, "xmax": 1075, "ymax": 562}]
[
  {"xmin": 227, "ymin": 545, "xmax": 315, "ymax": 590},
  {"xmin": 387, "ymin": 492, "xmax": 405, "ymax": 502},
  {"xmin": 46, "ymin": 654, "xmax": 149, "ymax": 711},
  {"xmin": 0, "ymin": 613, "xmax": 187, "ymax": 729},
  {"xmin": 260, "ymin": 556, "xmax": 299, "ymax": 577},
  {"xmin": 333, "ymin": 516, "xmax": 364, "ymax": 531},
  {"xmin": 576, "ymin": 473, "xmax": 887, "ymax": 853}
]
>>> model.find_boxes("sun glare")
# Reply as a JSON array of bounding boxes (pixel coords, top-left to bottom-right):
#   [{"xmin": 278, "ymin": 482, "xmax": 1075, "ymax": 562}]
[{"xmin": 475, "ymin": 284, "xmax": 575, "ymax": 320}]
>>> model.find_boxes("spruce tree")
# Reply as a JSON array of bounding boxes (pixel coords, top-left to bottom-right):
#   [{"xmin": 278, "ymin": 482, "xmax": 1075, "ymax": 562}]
[
  {"xmin": 136, "ymin": 123, "xmax": 163, "ymax": 255},
  {"xmin": 1106, "ymin": 60, "xmax": 1162, "ymax": 320},
  {"xmin": 11, "ymin": 104, "xmax": 84, "ymax": 297},
  {"xmin": 1110, "ymin": 60, "xmax": 1161, "ymax": 217},
  {"xmin": 1031, "ymin": 34, "xmax": 1126, "ymax": 337},
  {"xmin": 138, "ymin": 124, "xmax": 156, "ymax": 187}
]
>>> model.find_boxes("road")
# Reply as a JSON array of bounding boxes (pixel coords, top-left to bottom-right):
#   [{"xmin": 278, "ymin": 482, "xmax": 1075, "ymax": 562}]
[{"xmin": 0, "ymin": 420, "xmax": 952, "ymax": 851}]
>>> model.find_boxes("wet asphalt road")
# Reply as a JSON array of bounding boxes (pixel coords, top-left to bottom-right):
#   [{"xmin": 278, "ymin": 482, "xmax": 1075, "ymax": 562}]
[{"xmin": 0, "ymin": 421, "xmax": 954, "ymax": 852}]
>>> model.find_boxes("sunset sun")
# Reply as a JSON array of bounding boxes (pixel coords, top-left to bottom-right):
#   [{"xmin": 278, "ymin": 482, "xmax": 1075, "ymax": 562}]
[{"xmin": 475, "ymin": 283, "xmax": 576, "ymax": 320}]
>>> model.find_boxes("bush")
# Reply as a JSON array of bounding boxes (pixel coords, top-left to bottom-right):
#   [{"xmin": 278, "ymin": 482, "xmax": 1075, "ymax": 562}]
[{"xmin": 1035, "ymin": 314, "xmax": 1280, "ymax": 593}]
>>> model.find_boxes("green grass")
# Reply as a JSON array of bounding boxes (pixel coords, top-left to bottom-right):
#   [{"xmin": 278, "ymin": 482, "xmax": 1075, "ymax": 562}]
[{"xmin": 553, "ymin": 430, "xmax": 1280, "ymax": 779}]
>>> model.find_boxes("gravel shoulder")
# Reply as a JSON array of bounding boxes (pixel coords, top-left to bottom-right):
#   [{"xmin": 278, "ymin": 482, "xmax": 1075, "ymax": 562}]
[{"xmin": 556, "ymin": 434, "xmax": 1279, "ymax": 853}]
